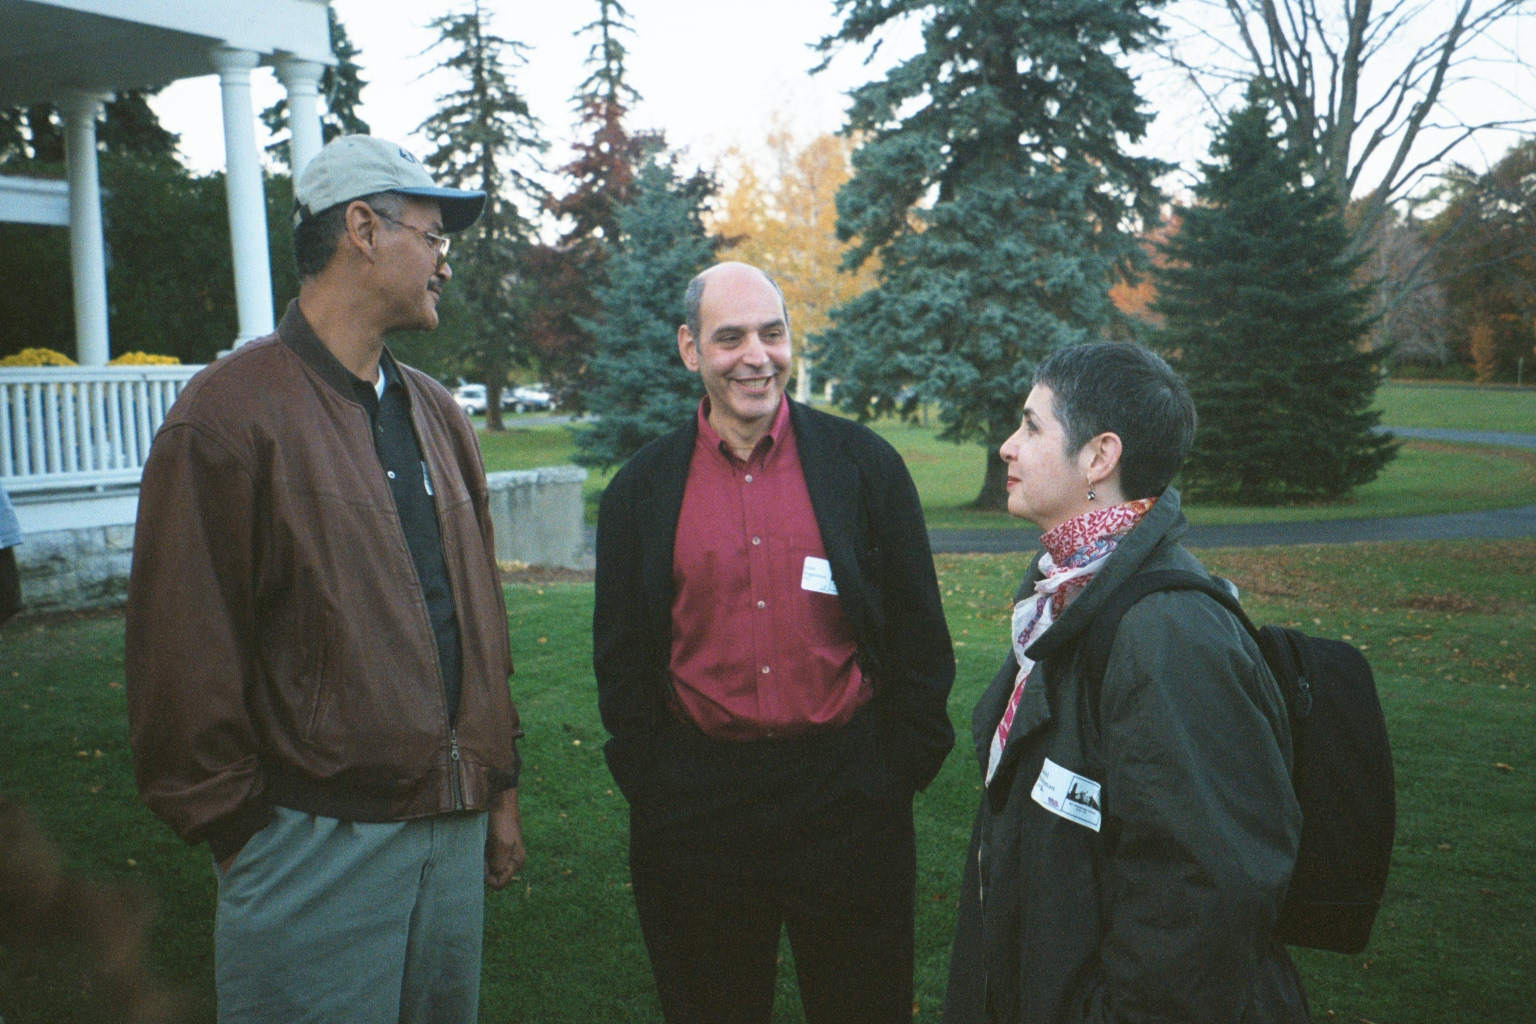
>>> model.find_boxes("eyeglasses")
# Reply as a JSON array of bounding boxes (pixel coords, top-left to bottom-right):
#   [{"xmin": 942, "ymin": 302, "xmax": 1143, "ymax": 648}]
[{"xmin": 371, "ymin": 208, "xmax": 451, "ymax": 267}]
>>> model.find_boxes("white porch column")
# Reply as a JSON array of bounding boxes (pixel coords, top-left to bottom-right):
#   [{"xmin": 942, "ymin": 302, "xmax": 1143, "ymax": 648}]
[
  {"xmin": 274, "ymin": 57, "xmax": 326, "ymax": 180},
  {"xmin": 60, "ymin": 90, "xmax": 112, "ymax": 367},
  {"xmin": 211, "ymin": 45, "xmax": 275, "ymax": 343}
]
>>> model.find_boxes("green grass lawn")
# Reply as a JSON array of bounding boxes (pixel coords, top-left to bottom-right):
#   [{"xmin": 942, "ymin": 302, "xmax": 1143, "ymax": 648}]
[
  {"xmin": 1377, "ymin": 381, "xmax": 1536, "ymax": 434},
  {"xmin": 469, "ymin": 381, "xmax": 1536, "ymax": 529},
  {"xmin": 2, "ymin": 539, "xmax": 1532, "ymax": 1023}
]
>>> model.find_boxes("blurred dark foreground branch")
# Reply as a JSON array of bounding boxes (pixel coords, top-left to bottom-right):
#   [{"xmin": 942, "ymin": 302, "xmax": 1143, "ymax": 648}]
[{"xmin": 0, "ymin": 796, "xmax": 184, "ymax": 1023}]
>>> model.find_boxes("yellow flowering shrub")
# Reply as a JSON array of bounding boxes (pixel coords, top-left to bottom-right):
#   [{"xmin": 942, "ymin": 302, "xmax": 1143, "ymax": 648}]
[
  {"xmin": 108, "ymin": 352, "xmax": 180, "ymax": 366},
  {"xmin": 0, "ymin": 347, "xmax": 77, "ymax": 367}
]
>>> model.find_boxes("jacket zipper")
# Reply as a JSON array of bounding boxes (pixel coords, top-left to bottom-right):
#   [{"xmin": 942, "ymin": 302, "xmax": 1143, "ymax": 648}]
[{"xmin": 449, "ymin": 728, "xmax": 464, "ymax": 810}]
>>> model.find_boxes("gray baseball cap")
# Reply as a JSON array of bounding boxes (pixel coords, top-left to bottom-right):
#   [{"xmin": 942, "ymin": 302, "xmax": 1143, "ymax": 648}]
[{"xmin": 293, "ymin": 134, "xmax": 486, "ymax": 232}]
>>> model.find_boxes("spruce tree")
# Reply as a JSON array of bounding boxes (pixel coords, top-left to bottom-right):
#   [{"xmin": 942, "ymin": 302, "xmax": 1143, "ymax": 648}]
[
  {"xmin": 1154, "ymin": 91, "xmax": 1396, "ymax": 503},
  {"xmin": 816, "ymin": 0, "xmax": 1168, "ymax": 508},
  {"xmin": 574, "ymin": 154, "xmax": 718, "ymax": 468},
  {"xmin": 414, "ymin": 1, "xmax": 547, "ymax": 432},
  {"xmin": 531, "ymin": 0, "xmax": 654, "ymax": 412}
]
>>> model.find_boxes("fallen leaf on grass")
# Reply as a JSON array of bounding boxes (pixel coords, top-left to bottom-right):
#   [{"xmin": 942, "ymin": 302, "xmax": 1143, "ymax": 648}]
[{"xmin": 1494, "ymin": 762, "xmax": 1515, "ymax": 773}]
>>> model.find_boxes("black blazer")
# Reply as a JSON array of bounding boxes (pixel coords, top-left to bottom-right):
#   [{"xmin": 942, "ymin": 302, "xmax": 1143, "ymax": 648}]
[{"xmin": 592, "ymin": 400, "xmax": 955, "ymax": 810}]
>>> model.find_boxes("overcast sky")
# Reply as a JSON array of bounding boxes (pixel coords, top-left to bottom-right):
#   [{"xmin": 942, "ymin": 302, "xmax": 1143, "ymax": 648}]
[
  {"xmin": 149, "ymin": 1, "xmax": 1532, "ymax": 201},
  {"xmin": 153, "ymin": 0, "xmax": 911, "ymax": 178}
]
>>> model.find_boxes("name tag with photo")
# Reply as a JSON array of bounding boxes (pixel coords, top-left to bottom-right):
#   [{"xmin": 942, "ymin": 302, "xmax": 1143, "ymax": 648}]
[
  {"xmin": 800, "ymin": 556, "xmax": 838, "ymax": 596},
  {"xmin": 1031, "ymin": 757, "xmax": 1103, "ymax": 832}
]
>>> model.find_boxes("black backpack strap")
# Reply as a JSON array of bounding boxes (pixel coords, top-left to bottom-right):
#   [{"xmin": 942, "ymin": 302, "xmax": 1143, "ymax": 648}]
[{"xmin": 1077, "ymin": 569, "xmax": 1262, "ymax": 727}]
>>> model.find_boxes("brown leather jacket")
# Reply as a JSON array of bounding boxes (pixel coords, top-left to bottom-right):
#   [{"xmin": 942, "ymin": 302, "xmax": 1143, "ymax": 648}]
[{"xmin": 126, "ymin": 303, "xmax": 520, "ymax": 859}]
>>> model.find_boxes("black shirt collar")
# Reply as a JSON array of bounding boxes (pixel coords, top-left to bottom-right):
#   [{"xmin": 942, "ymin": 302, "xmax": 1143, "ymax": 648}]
[{"xmin": 277, "ymin": 299, "xmax": 406, "ymax": 409}]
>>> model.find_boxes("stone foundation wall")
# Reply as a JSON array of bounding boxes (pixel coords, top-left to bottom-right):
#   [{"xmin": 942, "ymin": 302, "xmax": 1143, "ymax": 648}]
[
  {"xmin": 15, "ymin": 522, "xmax": 136, "ymax": 614},
  {"xmin": 484, "ymin": 466, "xmax": 591, "ymax": 571},
  {"xmin": 10, "ymin": 465, "xmax": 591, "ymax": 615}
]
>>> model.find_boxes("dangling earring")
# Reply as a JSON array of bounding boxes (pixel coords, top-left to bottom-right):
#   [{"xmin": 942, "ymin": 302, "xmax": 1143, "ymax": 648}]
[{"xmin": 1087, "ymin": 486, "xmax": 1097, "ymax": 502}]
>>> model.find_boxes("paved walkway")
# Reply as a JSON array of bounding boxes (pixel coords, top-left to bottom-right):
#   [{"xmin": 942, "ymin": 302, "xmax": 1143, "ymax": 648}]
[
  {"xmin": 1380, "ymin": 426, "xmax": 1536, "ymax": 450},
  {"xmin": 930, "ymin": 426, "xmax": 1536, "ymax": 551}
]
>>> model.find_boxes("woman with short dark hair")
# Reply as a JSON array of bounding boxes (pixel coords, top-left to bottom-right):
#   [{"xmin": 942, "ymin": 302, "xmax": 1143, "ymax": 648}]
[{"xmin": 942, "ymin": 341, "xmax": 1309, "ymax": 1023}]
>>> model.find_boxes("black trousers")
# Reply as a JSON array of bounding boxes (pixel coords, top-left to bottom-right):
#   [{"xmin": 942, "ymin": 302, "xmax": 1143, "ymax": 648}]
[{"xmin": 627, "ymin": 714, "xmax": 916, "ymax": 1024}]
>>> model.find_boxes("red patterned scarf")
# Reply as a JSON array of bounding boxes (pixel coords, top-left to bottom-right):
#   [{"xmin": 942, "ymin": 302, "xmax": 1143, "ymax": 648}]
[{"xmin": 985, "ymin": 498, "xmax": 1156, "ymax": 784}]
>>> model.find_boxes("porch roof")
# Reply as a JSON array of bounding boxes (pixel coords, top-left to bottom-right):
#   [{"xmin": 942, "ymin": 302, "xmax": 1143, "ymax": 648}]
[{"xmin": 0, "ymin": 0, "xmax": 333, "ymax": 109}]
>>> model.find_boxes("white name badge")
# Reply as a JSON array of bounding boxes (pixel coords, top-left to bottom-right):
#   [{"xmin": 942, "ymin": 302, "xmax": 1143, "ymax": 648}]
[
  {"xmin": 1031, "ymin": 757, "xmax": 1103, "ymax": 832},
  {"xmin": 800, "ymin": 556, "xmax": 839, "ymax": 596}
]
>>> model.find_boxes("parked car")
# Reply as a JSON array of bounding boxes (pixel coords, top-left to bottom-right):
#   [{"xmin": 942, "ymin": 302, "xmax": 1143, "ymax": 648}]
[
  {"xmin": 452, "ymin": 383, "xmax": 487, "ymax": 415},
  {"xmin": 506, "ymin": 383, "xmax": 554, "ymax": 413}
]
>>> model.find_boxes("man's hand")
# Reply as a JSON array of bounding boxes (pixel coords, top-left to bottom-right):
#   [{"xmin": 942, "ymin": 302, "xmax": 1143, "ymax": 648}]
[{"xmin": 484, "ymin": 787, "xmax": 526, "ymax": 890}]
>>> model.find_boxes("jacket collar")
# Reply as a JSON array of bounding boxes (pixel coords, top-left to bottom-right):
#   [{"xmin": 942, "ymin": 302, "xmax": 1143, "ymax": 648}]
[
  {"xmin": 277, "ymin": 299, "xmax": 406, "ymax": 408},
  {"xmin": 1024, "ymin": 486, "xmax": 1187, "ymax": 666},
  {"xmin": 972, "ymin": 487, "xmax": 1189, "ymax": 776}
]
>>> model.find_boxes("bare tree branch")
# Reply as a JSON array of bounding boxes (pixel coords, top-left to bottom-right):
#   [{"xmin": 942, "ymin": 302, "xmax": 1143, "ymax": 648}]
[
  {"xmin": 1156, "ymin": 0, "xmax": 1534, "ymax": 327},
  {"xmin": 1166, "ymin": 0, "xmax": 1533, "ymax": 218}
]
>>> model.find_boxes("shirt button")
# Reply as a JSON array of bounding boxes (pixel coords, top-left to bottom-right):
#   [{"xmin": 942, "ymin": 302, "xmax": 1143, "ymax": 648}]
[
  {"xmin": 756, "ymin": 600, "xmax": 766, "ymax": 609},
  {"xmin": 761, "ymin": 665, "xmax": 771, "ymax": 675},
  {"xmin": 751, "ymin": 536, "xmax": 761, "ymax": 546},
  {"xmin": 744, "ymin": 474, "xmax": 754, "ymax": 483},
  {"xmin": 386, "ymin": 470, "xmax": 397, "ymax": 480}
]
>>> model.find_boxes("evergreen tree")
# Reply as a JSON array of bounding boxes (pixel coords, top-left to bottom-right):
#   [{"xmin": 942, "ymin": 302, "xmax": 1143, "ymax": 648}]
[
  {"xmin": 1, "ymin": 90, "xmax": 177, "ymax": 167},
  {"xmin": 260, "ymin": 6, "xmax": 370, "ymax": 171},
  {"xmin": 1154, "ymin": 91, "xmax": 1396, "ymax": 503},
  {"xmin": 0, "ymin": 157, "xmax": 295, "ymax": 363},
  {"xmin": 532, "ymin": 0, "xmax": 655, "ymax": 413},
  {"xmin": 0, "ymin": 109, "xmax": 24, "ymax": 163},
  {"xmin": 574, "ymin": 154, "xmax": 718, "ymax": 468},
  {"xmin": 98, "ymin": 91, "xmax": 179, "ymax": 163},
  {"xmin": 6, "ymin": 104, "xmax": 64, "ymax": 163},
  {"xmin": 816, "ymin": 0, "xmax": 1168, "ymax": 508},
  {"xmin": 415, "ymin": 0, "xmax": 547, "ymax": 431},
  {"xmin": 553, "ymin": 0, "xmax": 646, "ymax": 248}
]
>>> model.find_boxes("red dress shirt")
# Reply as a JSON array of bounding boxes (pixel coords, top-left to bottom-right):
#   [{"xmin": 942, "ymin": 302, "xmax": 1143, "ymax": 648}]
[{"xmin": 669, "ymin": 399, "xmax": 871, "ymax": 739}]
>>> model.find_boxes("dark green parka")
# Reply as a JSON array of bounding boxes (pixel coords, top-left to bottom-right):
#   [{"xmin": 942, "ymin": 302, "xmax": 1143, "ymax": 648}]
[{"xmin": 943, "ymin": 489, "xmax": 1309, "ymax": 1024}]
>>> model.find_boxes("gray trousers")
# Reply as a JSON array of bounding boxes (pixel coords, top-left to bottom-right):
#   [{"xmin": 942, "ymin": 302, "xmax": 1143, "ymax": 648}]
[{"xmin": 214, "ymin": 806, "xmax": 488, "ymax": 1024}]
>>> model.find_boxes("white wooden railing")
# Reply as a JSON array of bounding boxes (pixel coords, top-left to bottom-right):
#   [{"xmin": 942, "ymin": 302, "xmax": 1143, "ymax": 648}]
[{"xmin": 0, "ymin": 366, "xmax": 201, "ymax": 493}]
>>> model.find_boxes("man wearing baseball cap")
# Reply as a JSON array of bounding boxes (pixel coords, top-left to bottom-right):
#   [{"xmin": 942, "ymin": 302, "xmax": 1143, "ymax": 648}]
[{"xmin": 126, "ymin": 135, "xmax": 524, "ymax": 1023}]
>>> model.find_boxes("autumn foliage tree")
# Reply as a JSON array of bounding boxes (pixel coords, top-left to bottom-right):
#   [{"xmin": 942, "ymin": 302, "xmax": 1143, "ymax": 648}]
[
  {"xmin": 1107, "ymin": 214, "xmax": 1182, "ymax": 335},
  {"xmin": 711, "ymin": 129, "xmax": 876, "ymax": 400},
  {"xmin": 531, "ymin": 0, "xmax": 655, "ymax": 412},
  {"xmin": 1426, "ymin": 138, "xmax": 1536, "ymax": 382}
]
